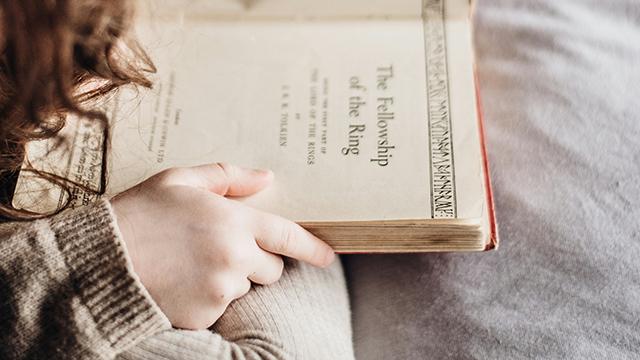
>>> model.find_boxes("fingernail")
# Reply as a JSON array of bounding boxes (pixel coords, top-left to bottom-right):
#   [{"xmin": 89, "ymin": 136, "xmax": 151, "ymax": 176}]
[{"xmin": 323, "ymin": 249, "xmax": 336, "ymax": 268}]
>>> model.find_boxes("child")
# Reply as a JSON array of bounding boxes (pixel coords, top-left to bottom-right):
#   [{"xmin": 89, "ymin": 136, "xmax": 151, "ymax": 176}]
[{"xmin": 0, "ymin": 1, "xmax": 354, "ymax": 359}]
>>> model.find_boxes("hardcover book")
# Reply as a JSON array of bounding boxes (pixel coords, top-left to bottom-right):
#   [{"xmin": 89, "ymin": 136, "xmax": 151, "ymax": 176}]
[{"xmin": 12, "ymin": 0, "xmax": 498, "ymax": 253}]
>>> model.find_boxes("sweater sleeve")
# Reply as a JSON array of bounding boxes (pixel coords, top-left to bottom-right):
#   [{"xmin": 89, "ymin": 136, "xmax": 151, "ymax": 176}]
[
  {"xmin": 117, "ymin": 259, "xmax": 355, "ymax": 360},
  {"xmin": 0, "ymin": 199, "xmax": 171, "ymax": 359}
]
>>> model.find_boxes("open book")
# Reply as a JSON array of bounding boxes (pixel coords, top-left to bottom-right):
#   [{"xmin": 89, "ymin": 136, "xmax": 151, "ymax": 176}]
[{"xmin": 12, "ymin": 0, "xmax": 497, "ymax": 253}]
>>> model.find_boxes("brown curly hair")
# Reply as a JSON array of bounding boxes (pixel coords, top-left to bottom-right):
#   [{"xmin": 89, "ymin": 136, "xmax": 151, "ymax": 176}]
[{"xmin": 0, "ymin": 0, "xmax": 154, "ymax": 219}]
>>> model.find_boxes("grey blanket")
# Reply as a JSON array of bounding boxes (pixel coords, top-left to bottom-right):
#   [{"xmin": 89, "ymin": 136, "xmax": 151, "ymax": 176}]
[{"xmin": 344, "ymin": 0, "xmax": 640, "ymax": 358}]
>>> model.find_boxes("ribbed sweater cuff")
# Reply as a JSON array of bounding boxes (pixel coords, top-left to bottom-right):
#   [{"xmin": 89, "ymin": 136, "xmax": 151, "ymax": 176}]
[{"xmin": 50, "ymin": 199, "xmax": 171, "ymax": 354}]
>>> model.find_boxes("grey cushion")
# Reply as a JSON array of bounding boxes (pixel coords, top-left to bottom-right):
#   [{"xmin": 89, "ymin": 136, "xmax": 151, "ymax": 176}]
[{"xmin": 344, "ymin": 0, "xmax": 640, "ymax": 358}]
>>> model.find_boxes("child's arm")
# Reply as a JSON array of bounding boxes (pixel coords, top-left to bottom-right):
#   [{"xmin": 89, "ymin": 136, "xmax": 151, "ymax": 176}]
[
  {"xmin": 0, "ymin": 200, "xmax": 171, "ymax": 358},
  {"xmin": 0, "ymin": 163, "xmax": 335, "ymax": 358}
]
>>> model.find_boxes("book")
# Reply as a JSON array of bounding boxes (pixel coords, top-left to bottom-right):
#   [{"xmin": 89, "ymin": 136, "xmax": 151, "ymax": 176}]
[{"xmin": 12, "ymin": 0, "xmax": 498, "ymax": 253}]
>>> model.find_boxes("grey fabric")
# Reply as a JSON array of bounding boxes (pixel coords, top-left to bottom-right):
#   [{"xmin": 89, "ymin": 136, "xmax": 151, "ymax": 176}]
[{"xmin": 345, "ymin": 0, "xmax": 640, "ymax": 359}]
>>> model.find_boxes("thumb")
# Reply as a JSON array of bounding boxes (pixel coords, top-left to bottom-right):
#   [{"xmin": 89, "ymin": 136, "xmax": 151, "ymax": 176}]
[{"xmin": 162, "ymin": 163, "xmax": 274, "ymax": 196}]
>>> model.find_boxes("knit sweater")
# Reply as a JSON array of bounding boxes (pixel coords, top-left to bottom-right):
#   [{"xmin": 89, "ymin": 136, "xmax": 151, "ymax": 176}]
[{"xmin": 0, "ymin": 200, "xmax": 354, "ymax": 359}]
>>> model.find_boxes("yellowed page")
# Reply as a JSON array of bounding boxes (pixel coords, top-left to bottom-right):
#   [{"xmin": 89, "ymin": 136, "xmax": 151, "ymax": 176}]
[{"xmin": 13, "ymin": 0, "xmax": 485, "ymax": 224}]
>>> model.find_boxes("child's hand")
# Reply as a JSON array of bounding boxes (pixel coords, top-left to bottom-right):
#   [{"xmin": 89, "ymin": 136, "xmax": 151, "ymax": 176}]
[{"xmin": 110, "ymin": 163, "xmax": 335, "ymax": 330}]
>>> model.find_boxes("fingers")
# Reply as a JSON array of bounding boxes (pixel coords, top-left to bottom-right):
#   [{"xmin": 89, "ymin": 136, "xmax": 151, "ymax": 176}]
[
  {"xmin": 247, "ymin": 249, "xmax": 284, "ymax": 285},
  {"xmin": 160, "ymin": 163, "xmax": 273, "ymax": 197},
  {"xmin": 235, "ymin": 277, "xmax": 252, "ymax": 300},
  {"xmin": 210, "ymin": 248, "xmax": 281, "ymax": 316},
  {"xmin": 208, "ymin": 276, "xmax": 251, "ymax": 315},
  {"xmin": 251, "ymin": 209, "xmax": 335, "ymax": 268}
]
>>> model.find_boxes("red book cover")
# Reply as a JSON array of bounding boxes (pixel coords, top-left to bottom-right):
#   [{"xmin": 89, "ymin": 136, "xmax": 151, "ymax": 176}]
[{"xmin": 474, "ymin": 72, "xmax": 499, "ymax": 251}]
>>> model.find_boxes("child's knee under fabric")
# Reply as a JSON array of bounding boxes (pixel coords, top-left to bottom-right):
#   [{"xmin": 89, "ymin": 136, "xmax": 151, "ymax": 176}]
[{"xmin": 118, "ymin": 258, "xmax": 355, "ymax": 360}]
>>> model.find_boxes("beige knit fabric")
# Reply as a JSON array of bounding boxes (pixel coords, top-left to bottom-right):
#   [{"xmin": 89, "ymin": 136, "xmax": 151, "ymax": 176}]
[
  {"xmin": 0, "ymin": 200, "xmax": 354, "ymax": 359},
  {"xmin": 119, "ymin": 259, "xmax": 354, "ymax": 360}
]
